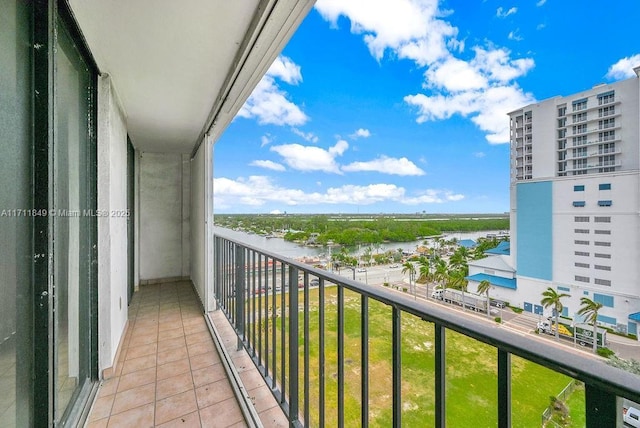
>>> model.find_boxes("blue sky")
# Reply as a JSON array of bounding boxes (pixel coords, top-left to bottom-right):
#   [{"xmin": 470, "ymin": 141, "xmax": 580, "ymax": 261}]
[{"xmin": 213, "ymin": 0, "xmax": 640, "ymax": 214}]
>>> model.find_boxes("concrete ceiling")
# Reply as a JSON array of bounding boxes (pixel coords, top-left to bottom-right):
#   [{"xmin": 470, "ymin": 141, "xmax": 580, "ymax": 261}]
[{"xmin": 68, "ymin": 0, "xmax": 314, "ymax": 154}]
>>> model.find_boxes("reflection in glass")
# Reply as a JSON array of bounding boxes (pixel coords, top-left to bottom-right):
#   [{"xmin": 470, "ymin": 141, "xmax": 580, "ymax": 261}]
[
  {"xmin": 0, "ymin": 1, "xmax": 33, "ymax": 426},
  {"xmin": 53, "ymin": 17, "xmax": 93, "ymax": 423}
]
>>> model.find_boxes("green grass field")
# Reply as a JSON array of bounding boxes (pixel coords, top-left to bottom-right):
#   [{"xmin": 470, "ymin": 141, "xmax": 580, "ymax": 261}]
[{"xmin": 252, "ymin": 288, "xmax": 576, "ymax": 427}]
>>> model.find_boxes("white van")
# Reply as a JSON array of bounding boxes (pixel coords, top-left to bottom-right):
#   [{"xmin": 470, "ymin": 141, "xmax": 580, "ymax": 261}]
[{"xmin": 624, "ymin": 406, "xmax": 640, "ymax": 427}]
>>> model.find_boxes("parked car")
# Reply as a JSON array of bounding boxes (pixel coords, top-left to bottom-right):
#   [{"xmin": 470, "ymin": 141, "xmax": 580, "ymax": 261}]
[
  {"xmin": 490, "ymin": 299, "xmax": 506, "ymax": 308},
  {"xmin": 357, "ymin": 268, "xmax": 366, "ymax": 272},
  {"xmin": 310, "ymin": 278, "xmax": 320, "ymax": 286},
  {"xmin": 389, "ymin": 264, "xmax": 399, "ymax": 268}
]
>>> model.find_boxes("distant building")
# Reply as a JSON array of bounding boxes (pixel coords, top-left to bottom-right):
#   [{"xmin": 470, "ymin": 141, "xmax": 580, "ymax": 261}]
[{"xmin": 505, "ymin": 70, "xmax": 640, "ymax": 336}]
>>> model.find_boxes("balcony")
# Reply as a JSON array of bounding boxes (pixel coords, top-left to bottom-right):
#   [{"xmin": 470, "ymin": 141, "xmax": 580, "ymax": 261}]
[{"xmin": 206, "ymin": 233, "xmax": 640, "ymax": 427}]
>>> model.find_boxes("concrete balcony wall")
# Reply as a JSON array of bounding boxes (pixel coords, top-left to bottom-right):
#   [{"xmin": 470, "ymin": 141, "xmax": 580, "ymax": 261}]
[
  {"xmin": 97, "ymin": 75, "xmax": 130, "ymax": 373},
  {"xmin": 139, "ymin": 152, "xmax": 191, "ymax": 281}
]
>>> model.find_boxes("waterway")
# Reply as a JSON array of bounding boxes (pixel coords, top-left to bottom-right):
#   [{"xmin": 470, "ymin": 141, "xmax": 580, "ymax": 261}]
[{"xmin": 213, "ymin": 226, "xmax": 505, "ymax": 259}]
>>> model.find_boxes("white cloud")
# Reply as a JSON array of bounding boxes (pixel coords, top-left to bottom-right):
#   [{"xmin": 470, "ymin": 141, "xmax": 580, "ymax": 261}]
[
  {"xmin": 291, "ymin": 128, "xmax": 319, "ymax": 143},
  {"xmin": 508, "ymin": 30, "xmax": 523, "ymax": 41},
  {"xmin": 238, "ymin": 56, "xmax": 307, "ymax": 126},
  {"xmin": 424, "ymin": 57, "xmax": 487, "ymax": 91},
  {"xmin": 471, "ymin": 47, "xmax": 534, "ymax": 83},
  {"xmin": 260, "ymin": 134, "xmax": 272, "ymax": 147},
  {"xmin": 238, "ymin": 76, "xmax": 308, "ymax": 126},
  {"xmin": 536, "ymin": 0, "xmax": 547, "ymax": 6},
  {"xmin": 474, "ymin": 152, "xmax": 486, "ymax": 158},
  {"xmin": 405, "ymin": 84, "xmax": 535, "ymax": 143},
  {"xmin": 315, "ymin": 0, "xmax": 459, "ymax": 66},
  {"xmin": 316, "ymin": 0, "xmax": 535, "ymax": 144},
  {"xmin": 350, "ymin": 128, "xmax": 372, "ymax": 138},
  {"xmin": 213, "ymin": 175, "xmax": 464, "ymax": 207},
  {"xmin": 249, "ymin": 160, "xmax": 286, "ymax": 171},
  {"xmin": 403, "ymin": 189, "xmax": 464, "ymax": 204},
  {"xmin": 536, "ymin": 23, "xmax": 546, "ymax": 30},
  {"xmin": 342, "ymin": 156, "xmax": 425, "ymax": 176},
  {"xmin": 605, "ymin": 54, "xmax": 640, "ymax": 80},
  {"xmin": 496, "ymin": 7, "xmax": 517, "ymax": 18},
  {"xmin": 270, "ymin": 140, "xmax": 349, "ymax": 174},
  {"xmin": 267, "ymin": 56, "xmax": 302, "ymax": 85}
]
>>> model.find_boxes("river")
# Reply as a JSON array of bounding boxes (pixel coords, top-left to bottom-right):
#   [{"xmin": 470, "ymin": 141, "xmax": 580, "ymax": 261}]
[{"xmin": 213, "ymin": 226, "xmax": 506, "ymax": 259}]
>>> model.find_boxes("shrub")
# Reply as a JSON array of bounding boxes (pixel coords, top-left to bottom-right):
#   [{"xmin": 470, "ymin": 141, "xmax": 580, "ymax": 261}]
[
  {"xmin": 606, "ymin": 356, "xmax": 640, "ymax": 375},
  {"xmin": 511, "ymin": 306, "xmax": 523, "ymax": 314},
  {"xmin": 629, "ymin": 334, "xmax": 638, "ymax": 340},
  {"xmin": 597, "ymin": 347, "xmax": 615, "ymax": 358},
  {"xmin": 494, "ymin": 317, "xmax": 501, "ymax": 323},
  {"xmin": 403, "ymin": 287, "xmax": 408, "ymax": 292},
  {"xmin": 383, "ymin": 282, "xmax": 390, "ymax": 287}
]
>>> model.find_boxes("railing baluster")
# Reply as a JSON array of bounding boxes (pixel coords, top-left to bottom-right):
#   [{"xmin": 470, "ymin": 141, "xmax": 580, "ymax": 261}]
[
  {"xmin": 245, "ymin": 248, "xmax": 249, "ymax": 343},
  {"xmin": 235, "ymin": 245, "xmax": 245, "ymax": 350},
  {"xmin": 264, "ymin": 256, "xmax": 269, "ymax": 381},
  {"xmin": 338, "ymin": 285, "xmax": 345, "ymax": 428},
  {"xmin": 392, "ymin": 306, "xmax": 401, "ymax": 428},
  {"xmin": 585, "ymin": 383, "xmax": 617, "ymax": 428},
  {"xmin": 271, "ymin": 260, "xmax": 277, "ymax": 389},
  {"xmin": 304, "ymin": 274, "xmax": 311, "ymax": 427},
  {"xmin": 280, "ymin": 262, "xmax": 286, "ymax": 403},
  {"xmin": 361, "ymin": 295, "xmax": 369, "ymax": 428},
  {"xmin": 319, "ymin": 275, "xmax": 326, "ymax": 428},
  {"xmin": 289, "ymin": 265, "xmax": 300, "ymax": 424},
  {"xmin": 257, "ymin": 253, "xmax": 262, "ymax": 362},
  {"xmin": 435, "ymin": 323, "xmax": 446, "ymax": 428},
  {"xmin": 251, "ymin": 250, "xmax": 256, "ymax": 356},
  {"xmin": 498, "ymin": 349, "xmax": 511, "ymax": 428}
]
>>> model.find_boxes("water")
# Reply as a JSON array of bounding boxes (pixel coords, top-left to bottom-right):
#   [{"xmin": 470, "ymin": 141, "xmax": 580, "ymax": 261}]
[{"xmin": 213, "ymin": 226, "xmax": 505, "ymax": 259}]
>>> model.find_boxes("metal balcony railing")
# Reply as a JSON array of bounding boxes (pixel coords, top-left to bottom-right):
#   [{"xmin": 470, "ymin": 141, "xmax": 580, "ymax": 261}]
[{"xmin": 213, "ymin": 233, "xmax": 640, "ymax": 427}]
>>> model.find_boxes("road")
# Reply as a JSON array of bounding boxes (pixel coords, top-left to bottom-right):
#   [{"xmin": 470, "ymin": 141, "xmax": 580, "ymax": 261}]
[{"xmin": 331, "ymin": 263, "xmax": 640, "ymax": 361}]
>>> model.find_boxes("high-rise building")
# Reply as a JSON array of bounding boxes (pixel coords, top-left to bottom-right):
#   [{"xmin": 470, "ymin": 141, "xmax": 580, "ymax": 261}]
[{"xmin": 504, "ymin": 70, "xmax": 640, "ymax": 337}]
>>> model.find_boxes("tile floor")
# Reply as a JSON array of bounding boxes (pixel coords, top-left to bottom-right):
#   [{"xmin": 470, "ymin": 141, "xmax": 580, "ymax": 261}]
[{"xmin": 86, "ymin": 280, "xmax": 284, "ymax": 427}]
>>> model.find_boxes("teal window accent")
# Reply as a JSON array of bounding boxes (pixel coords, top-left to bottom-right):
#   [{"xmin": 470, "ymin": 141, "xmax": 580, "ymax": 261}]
[
  {"xmin": 599, "ymin": 183, "xmax": 611, "ymax": 190},
  {"xmin": 573, "ymin": 97, "xmax": 588, "ymax": 104},
  {"xmin": 597, "ymin": 314, "xmax": 616, "ymax": 325},
  {"xmin": 574, "ymin": 185, "xmax": 585, "ymax": 191},
  {"xmin": 558, "ymin": 286, "xmax": 570, "ymax": 292},
  {"xmin": 629, "ymin": 322, "xmax": 638, "ymax": 336},
  {"xmin": 573, "ymin": 201, "xmax": 586, "ymax": 207},
  {"xmin": 598, "ymin": 200, "xmax": 612, "ymax": 207},
  {"xmin": 597, "ymin": 90, "xmax": 614, "ymax": 99},
  {"xmin": 593, "ymin": 293, "xmax": 614, "ymax": 308},
  {"xmin": 583, "ymin": 291, "xmax": 589, "ymax": 295},
  {"xmin": 562, "ymin": 307, "xmax": 569, "ymax": 317},
  {"xmin": 516, "ymin": 182, "xmax": 552, "ymax": 280}
]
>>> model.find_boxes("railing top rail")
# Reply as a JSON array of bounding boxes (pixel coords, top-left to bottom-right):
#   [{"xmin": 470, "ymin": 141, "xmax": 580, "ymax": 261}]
[{"xmin": 214, "ymin": 232, "xmax": 640, "ymax": 403}]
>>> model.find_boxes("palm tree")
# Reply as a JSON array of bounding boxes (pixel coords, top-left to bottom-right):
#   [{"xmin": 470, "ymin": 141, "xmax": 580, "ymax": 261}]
[
  {"xmin": 433, "ymin": 258, "xmax": 448, "ymax": 293},
  {"xmin": 577, "ymin": 297, "xmax": 604, "ymax": 353},
  {"xmin": 402, "ymin": 261, "xmax": 416, "ymax": 294},
  {"xmin": 417, "ymin": 257, "xmax": 430, "ymax": 283},
  {"xmin": 417, "ymin": 257, "xmax": 433, "ymax": 298},
  {"xmin": 477, "ymin": 279, "xmax": 492, "ymax": 318},
  {"xmin": 541, "ymin": 287, "xmax": 571, "ymax": 341},
  {"xmin": 447, "ymin": 269, "xmax": 468, "ymax": 310}
]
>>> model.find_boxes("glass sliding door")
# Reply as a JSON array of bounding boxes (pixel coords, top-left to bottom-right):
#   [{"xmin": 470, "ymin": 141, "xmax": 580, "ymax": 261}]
[
  {"xmin": 52, "ymin": 7, "xmax": 98, "ymax": 425},
  {"xmin": 1, "ymin": 2, "xmax": 98, "ymax": 425},
  {"xmin": 0, "ymin": 1, "xmax": 34, "ymax": 426}
]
